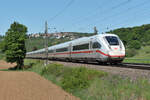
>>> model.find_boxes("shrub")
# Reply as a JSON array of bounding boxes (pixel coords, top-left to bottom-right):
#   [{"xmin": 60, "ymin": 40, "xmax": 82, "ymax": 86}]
[
  {"xmin": 41, "ymin": 63, "xmax": 65, "ymax": 77},
  {"xmin": 128, "ymin": 40, "xmax": 141, "ymax": 49},
  {"xmin": 61, "ymin": 67, "xmax": 90, "ymax": 92},
  {"xmin": 126, "ymin": 49, "xmax": 138, "ymax": 57},
  {"xmin": 61, "ymin": 67, "xmax": 107, "ymax": 92}
]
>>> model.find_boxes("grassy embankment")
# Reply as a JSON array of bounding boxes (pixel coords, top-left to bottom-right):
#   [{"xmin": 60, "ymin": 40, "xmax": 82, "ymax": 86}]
[
  {"xmin": 124, "ymin": 46, "xmax": 150, "ymax": 64},
  {"xmin": 24, "ymin": 59, "xmax": 150, "ymax": 100}
]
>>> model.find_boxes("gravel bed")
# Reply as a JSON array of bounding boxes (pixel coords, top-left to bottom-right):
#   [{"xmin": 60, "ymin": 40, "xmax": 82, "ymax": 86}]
[{"xmin": 48, "ymin": 60, "xmax": 150, "ymax": 81}]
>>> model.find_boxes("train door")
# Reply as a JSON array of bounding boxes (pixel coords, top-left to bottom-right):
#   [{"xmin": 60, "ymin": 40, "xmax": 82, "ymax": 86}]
[
  {"xmin": 92, "ymin": 38, "xmax": 102, "ymax": 59},
  {"xmin": 69, "ymin": 43, "xmax": 72, "ymax": 59},
  {"xmin": 89, "ymin": 38, "xmax": 94, "ymax": 59}
]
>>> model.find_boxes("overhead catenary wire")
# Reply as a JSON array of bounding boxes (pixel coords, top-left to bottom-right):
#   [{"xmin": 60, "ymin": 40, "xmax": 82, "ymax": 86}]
[
  {"xmin": 70, "ymin": 0, "xmax": 108, "ymax": 21},
  {"xmin": 113, "ymin": 7, "xmax": 150, "ymax": 28},
  {"xmin": 49, "ymin": 0, "xmax": 75, "ymax": 22},
  {"xmin": 96, "ymin": 0, "xmax": 150, "ymax": 30},
  {"xmin": 72, "ymin": 0, "xmax": 132, "ymax": 26},
  {"xmin": 75, "ymin": 0, "xmax": 149, "ymax": 33}
]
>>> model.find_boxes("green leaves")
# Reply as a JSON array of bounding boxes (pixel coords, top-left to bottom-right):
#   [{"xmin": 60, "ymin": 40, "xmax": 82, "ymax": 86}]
[{"xmin": 3, "ymin": 22, "xmax": 27, "ymax": 68}]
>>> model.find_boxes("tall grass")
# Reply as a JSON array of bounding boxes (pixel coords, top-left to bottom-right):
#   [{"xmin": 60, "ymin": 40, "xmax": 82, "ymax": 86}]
[
  {"xmin": 24, "ymin": 59, "xmax": 44, "ymax": 74},
  {"xmin": 75, "ymin": 76, "xmax": 150, "ymax": 100}
]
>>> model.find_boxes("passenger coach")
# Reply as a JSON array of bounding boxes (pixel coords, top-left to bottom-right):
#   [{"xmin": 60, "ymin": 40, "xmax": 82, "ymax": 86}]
[{"xmin": 26, "ymin": 33, "xmax": 125, "ymax": 64}]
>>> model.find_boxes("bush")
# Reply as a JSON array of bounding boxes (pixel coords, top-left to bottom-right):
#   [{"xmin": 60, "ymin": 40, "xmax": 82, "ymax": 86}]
[
  {"xmin": 129, "ymin": 40, "xmax": 141, "ymax": 49},
  {"xmin": 126, "ymin": 49, "xmax": 138, "ymax": 57},
  {"xmin": 41, "ymin": 63, "xmax": 65, "ymax": 77},
  {"xmin": 61, "ymin": 67, "xmax": 90, "ymax": 92},
  {"xmin": 61, "ymin": 67, "xmax": 107, "ymax": 92}
]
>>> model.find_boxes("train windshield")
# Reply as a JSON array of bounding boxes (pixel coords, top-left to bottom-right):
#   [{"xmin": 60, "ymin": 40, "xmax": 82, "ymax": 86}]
[{"xmin": 105, "ymin": 36, "xmax": 119, "ymax": 45}]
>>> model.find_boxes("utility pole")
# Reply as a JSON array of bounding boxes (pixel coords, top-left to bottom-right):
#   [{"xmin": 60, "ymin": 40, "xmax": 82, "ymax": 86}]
[
  {"xmin": 94, "ymin": 26, "xmax": 98, "ymax": 35},
  {"xmin": 44, "ymin": 21, "xmax": 48, "ymax": 66}
]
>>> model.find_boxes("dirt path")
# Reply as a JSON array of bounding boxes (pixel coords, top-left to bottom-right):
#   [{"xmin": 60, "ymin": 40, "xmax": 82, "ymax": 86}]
[
  {"xmin": 0, "ymin": 60, "xmax": 16, "ymax": 69},
  {"xmin": 0, "ymin": 60, "xmax": 79, "ymax": 100}
]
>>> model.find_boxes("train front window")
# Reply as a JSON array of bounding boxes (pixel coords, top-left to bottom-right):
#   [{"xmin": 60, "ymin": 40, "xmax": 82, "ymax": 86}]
[{"xmin": 105, "ymin": 36, "xmax": 119, "ymax": 45}]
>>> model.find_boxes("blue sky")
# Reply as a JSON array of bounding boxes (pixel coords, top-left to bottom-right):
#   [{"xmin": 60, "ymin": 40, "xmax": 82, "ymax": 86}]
[{"xmin": 0, "ymin": 0, "xmax": 150, "ymax": 35}]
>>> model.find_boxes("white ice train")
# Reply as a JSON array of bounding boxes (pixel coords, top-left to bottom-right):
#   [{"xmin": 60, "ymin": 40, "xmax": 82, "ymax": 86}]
[{"xmin": 26, "ymin": 33, "xmax": 125, "ymax": 64}]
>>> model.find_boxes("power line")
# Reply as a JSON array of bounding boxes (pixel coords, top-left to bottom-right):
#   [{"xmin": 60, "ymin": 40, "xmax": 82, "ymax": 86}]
[
  {"xmin": 95, "ymin": 0, "xmax": 150, "ymax": 26},
  {"xmin": 72, "ymin": 0, "xmax": 131, "ymax": 25},
  {"xmin": 71, "ymin": 0, "xmax": 107, "ymax": 21},
  {"xmin": 100, "ymin": 1, "xmax": 150, "ymax": 33},
  {"xmin": 79, "ymin": 0, "xmax": 149, "ymax": 31},
  {"xmin": 113, "ymin": 7, "xmax": 150, "ymax": 28},
  {"xmin": 49, "ymin": 0, "xmax": 75, "ymax": 22}
]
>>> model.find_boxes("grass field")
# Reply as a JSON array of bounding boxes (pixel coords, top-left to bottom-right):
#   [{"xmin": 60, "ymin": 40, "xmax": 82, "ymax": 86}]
[
  {"xmin": 24, "ymin": 59, "xmax": 150, "ymax": 100},
  {"xmin": 124, "ymin": 46, "xmax": 150, "ymax": 64}
]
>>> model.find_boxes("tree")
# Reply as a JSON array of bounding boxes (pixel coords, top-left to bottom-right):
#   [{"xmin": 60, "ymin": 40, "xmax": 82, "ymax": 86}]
[
  {"xmin": 128, "ymin": 40, "xmax": 141, "ymax": 49},
  {"xmin": 3, "ymin": 22, "xmax": 27, "ymax": 69},
  {"xmin": 94, "ymin": 26, "xmax": 98, "ymax": 35}
]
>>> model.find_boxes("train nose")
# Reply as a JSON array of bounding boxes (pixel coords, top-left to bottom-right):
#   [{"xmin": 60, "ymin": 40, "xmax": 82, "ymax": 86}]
[
  {"xmin": 108, "ymin": 51, "xmax": 125, "ymax": 58},
  {"xmin": 108, "ymin": 51, "xmax": 125, "ymax": 63}
]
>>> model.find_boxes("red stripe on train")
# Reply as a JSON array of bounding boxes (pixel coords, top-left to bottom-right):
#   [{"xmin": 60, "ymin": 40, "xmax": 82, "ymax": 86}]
[
  {"xmin": 95, "ymin": 50, "xmax": 109, "ymax": 56},
  {"xmin": 50, "ymin": 50, "xmax": 125, "ymax": 57},
  {"xmin": 72, "ymin": 51, "xmax": 93, "ymax": 54}
]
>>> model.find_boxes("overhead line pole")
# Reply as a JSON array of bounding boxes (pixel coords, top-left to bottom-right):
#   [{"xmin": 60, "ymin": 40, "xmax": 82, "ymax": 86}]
[{"xmin": 45, "ymin": 21, "xmax": 48, "ymax": 66}]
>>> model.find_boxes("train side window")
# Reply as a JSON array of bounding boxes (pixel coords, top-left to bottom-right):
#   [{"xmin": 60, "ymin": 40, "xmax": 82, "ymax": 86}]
[
  {"xmin": 56, "ymin": 47, "xmax": 68, "ymax": 52},
  {"xmin": 92, "ymin": 42, "xmax": 101, "ymax": 49},
  {"xmin": 73, "ymin": 43, "xmax": 89, "ymax": 51},
  {"xmin": 48, "ymin": 50, "xmax": 53, "ymax": 53}
]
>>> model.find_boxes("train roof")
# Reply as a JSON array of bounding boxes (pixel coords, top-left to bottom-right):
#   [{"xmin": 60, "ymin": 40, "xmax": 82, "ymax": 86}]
[{"xmin": 27, "ymin": 33, "xmax": 118, "ymax": 54}]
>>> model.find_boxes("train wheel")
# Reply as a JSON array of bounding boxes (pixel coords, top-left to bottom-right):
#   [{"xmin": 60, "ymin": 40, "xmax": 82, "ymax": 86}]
[
  {"xmin": 72, "ymin": 60, "xmax": 78, "ymax": 63},
  {"xmin": 83, "ymin": 60, "xmax": 88, "ymax": 63},
  {"xmin": 98, "ymin": 62, "xmax": 107, "ymax": 65}
]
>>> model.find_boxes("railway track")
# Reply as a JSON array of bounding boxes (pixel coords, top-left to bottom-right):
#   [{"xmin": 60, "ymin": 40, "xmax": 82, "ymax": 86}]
[
  {"xmin": 123, "ymin": 63, "xmax": 150, "ymax": 66},
  {"xmin": 39, "ymin": 58, "xmax": 150, "ymax": 70},
  {"xmin": 58, "ymin": 60, "xmax": 150, "ymax": 69},
  {"xmin": 28, "ymin": 57, "xmax": 150, "ymax": 70},
  {"xmin": 48, "ymin": 59, "xmax": 150, "ymax": 80},
  {"xmin": 120, "ymin": 63, "xmax": 150, "ymax": 70}
]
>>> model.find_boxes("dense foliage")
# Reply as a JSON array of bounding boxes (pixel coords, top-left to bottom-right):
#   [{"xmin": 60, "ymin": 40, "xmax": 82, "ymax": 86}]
[
  {"xmin": 0, "ymin": 35, "xmax": 3, "ymax": 41},
  {"xmin": 2, "ymin": 22, "xmax": 27, "ymax": 69},
  {"xmin": 0, "ymin": 35, "xmax": 4, "ymax": 51}
]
